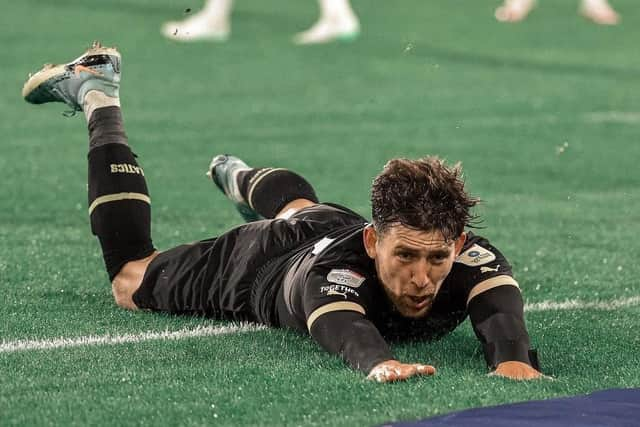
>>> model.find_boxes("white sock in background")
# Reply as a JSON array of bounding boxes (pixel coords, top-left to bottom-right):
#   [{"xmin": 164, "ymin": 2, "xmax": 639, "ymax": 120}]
[
  {"xmin": 495, "ymin": 0, "xmax": 537, "ymax": 23},
  {"xmin": 319, "ymin": 0, "xmax": 358, "ymax": 24},
  {"xmin": 580, "ymin": 0, "xmax": 620, "ymax": 25},
  {"xmin": 294, "ymin": 0, "xmax": 360, "ymax": 45},
  {"xmin": 495, "ymin": 0, "xmax": 620, "ymax": 25},
  {"xmin": 200, "ymin": 0, "xmax": 234, "ymax": 23},
  {"xmin": 161, "ymin": 0, "xmax": 233, "ymax": 42}
]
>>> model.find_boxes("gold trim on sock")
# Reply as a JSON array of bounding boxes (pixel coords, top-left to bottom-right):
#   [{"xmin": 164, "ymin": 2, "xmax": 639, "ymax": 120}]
[
  {"xmin": 88, "ymin": 192, "xmax": 150, "ymax": 215},
  {"xmin": 247, "ymin": 168, "xmax": 286, "ymax": 209}
]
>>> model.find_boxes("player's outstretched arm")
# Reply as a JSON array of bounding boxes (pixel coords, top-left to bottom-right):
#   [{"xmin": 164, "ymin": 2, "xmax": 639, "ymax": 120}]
[
  {"xmin": 303, "ymin": 268, "xmax": 438, "ymax": 382},
  {"xmin": 309, "ymin": 310, "xmax": 437, "ymax": 382},
  {"xmin": 309, "ymin": 310, "xmax": 392, "ymax": 372},
  {"xmin": 467, "ymin": 283, "xmax": 542, "ymax": 380},
  {"xmin": 367, "ymin": 360, "xmax": 436, "ymax": 383}
]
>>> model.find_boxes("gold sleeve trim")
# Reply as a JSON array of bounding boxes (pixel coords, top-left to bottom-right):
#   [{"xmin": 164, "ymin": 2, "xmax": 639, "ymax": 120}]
[
  {"xmin": 306, "ymin": 301, "xmax": 366, "ymax": 331},
  {"xmin": 88, "ymin": 192, "xmax": 151, "ymax": 215},
  {"xmin": 247, "ymin": 168, "xmax": 286, "ymax": 209},
  {"xmin": 466, "ymin": 275, "xmax": 520, "ymax": 306}
]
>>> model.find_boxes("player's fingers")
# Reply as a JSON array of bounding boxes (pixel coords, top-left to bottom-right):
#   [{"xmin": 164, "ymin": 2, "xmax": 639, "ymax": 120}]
[
  {"xmin": 368, "ymin": 366, "xmax": 401, "ymax": 383},
  {"xmin": 396, "ymin": 365, "xmax": 417, "ymax": 380},
  {"xmin": 388, "ymin": 368, "xmax": 402, "ymax": 381},
  {"xmin": 379, "ymin": 368, "xmax": 401, "ymax": 383},
  {"xmin": 520, "ymin": 372, "xmax": 538, "ymax": 380},
  {"xmin": 394, "ymin": 364, "xmax": 435, "ymax": 381},
  {"xmin": 415, "ymin": 364, "xmax": 436, "ymax": 376},
  {"xmin": 490, "ymin": 367, "xmax": 546, "ymax": 381},
  {"xmin": 369, "ymin": 363, "xmax": 435, "ymax": 382},
  {"xmin": 526, "ymin": 370, "xmax": 546, "ymax": 380},
  {"xmin": 490, "ymin": 370, "xmax": 524, "ymax": 380}
]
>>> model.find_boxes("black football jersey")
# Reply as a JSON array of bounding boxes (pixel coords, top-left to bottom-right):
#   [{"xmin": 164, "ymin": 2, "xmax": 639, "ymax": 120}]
[
  {"xmin": 274, "ymin": 226, "xmax": 514, "ymax": 341},
  {"xmin": 136, "ymin": 202, "xmax": 530, "ymax": 372}
]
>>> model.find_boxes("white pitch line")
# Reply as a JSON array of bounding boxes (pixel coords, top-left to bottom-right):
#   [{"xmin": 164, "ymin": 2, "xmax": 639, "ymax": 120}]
[
  {"xmin": 0, "ymin": 323, "xmax": 266, "ymax": 354},
  {"xmin": 525, "ymin": 295, "xmax": 640, "ymax": 312},
  {"xmin": 583, "ymin": 111, "xmax": 640, "ymax": 124},
  {"xmin": 1, "ymin": 297, "xmax": 638, "ymax": 355}
]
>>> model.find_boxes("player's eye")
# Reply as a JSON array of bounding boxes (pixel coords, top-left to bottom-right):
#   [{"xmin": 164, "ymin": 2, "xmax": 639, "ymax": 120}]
[
  {"xmin": 430, "ymin": 254, "xmax": 449, "ymax": 265},
  {"xmin": 396, "ymin": 251, "xmax": 415, "ymax": 261}
]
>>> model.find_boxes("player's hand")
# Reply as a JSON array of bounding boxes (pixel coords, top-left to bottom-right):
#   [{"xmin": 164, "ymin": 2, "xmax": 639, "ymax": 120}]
[
  {"xmin": 367, "ymin": 359, "xmax": 436, "ymax": 383},
  {"xmin": 490, "ymin": 360, "xmax": 542, "ymax": 380}
]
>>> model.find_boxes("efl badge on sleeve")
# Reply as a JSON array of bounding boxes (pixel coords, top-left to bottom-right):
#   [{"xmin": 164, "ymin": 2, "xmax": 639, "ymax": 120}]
[{"xmin": 455, "ymin": 244, "xmax": 496, "ymax": 266}]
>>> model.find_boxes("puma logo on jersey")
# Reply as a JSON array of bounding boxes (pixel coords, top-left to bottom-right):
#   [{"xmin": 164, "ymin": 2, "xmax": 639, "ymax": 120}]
[
  {"xmin": 326, "ymin": 289, "xmax": 348, "ymax": 299},
  {"xmin": 110, "ymin": 163, "xmax": 145, "ymax": 175},
  {"xmin": 480, "ymin": 265, "xmax": 500, "ymax": 273}
]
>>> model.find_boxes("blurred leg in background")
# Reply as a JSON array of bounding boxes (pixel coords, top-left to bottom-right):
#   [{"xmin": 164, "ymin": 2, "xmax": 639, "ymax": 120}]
[
  {"xmin": 162, "ymin": 0, "xmax": 233, "ymax": 42},
  {"xmin": 495, "ymin": 0, "xmax": 619, "ymax": 25},
  {"xmin": 161, "ymin": 0, "xmax": 360, "ymax": 44},
  {"xmin": 494, "ymin": 0, "xmax": 536, "ymax": 23},
  {"xmin": 579, "ymin": 0, "xmax": 619, "ymax": 25},
  {"xmin": 293, "ymin": 0, "xmax": 360, "ymax": 45}
]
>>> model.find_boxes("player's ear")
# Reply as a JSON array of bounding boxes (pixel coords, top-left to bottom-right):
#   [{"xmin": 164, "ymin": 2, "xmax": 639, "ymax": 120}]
[
  {"xmin": 454, "ymin": 232, "xmax": 466, "ymax": 256},
  {"xmin": 363, "ymin": 225, "xmax": 378, "ymax": 259}
]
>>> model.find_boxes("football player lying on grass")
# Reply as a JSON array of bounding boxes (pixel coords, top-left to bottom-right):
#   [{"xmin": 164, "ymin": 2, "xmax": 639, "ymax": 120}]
[{"xmin": 22, "ymin": 42, "xmax": 542, "ymax": 383}]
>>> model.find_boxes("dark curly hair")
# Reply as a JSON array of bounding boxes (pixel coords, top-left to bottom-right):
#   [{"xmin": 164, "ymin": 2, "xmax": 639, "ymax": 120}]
[{"xmin": 370, "ymin": 156, "xmax": 479, "ymax": 241}]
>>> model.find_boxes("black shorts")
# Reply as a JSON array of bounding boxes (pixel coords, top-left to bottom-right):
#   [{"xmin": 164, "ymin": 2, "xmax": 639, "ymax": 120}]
[{"xmin": 131, "ymin": 203, "xmax": 366, "ymax": 320}]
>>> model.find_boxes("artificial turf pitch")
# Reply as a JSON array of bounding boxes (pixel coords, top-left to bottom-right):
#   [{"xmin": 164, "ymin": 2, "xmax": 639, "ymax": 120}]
[{"xmin": 1, "ymin": 0, "xmax": 639, "ymax": 425}]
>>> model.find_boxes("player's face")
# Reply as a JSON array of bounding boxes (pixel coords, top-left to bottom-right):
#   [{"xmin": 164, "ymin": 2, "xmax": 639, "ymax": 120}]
[{"xmin": 364, "ymin": 225, "xmax": 466, "ymax": 318}]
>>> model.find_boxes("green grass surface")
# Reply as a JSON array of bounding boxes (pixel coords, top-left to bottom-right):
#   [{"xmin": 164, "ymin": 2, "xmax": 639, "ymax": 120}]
[{"xmin": 1, "ymin": 0, "xmax": 639, "ymax": 425}]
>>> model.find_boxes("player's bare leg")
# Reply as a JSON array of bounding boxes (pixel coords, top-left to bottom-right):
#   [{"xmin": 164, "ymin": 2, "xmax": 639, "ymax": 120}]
[
  {"xmin": 495, "ymin": 0, "xmax": 536, "ymax": 23},
  {"xmin": 23, "ymin": 42, "xmax": 158, "ymax": 310},
  {"xmin": 112, "ymin": 252, "xmax": 158, "ymax": 309},
  {"xmin": 162, "ymin": 0, "xmax": 233, "ymax": 42},
  {"xmin": 293, "ymin": 0, "xmax": 360, "ymax": 45},
  {"xmin": 276, "ymin": 199, "xmax": 317, "ymax": 219},
  {"xmin": 85, "ymin": 90, "xmax": 159, "ymax": 309},
  {"xmin": 579, "ymin": 0, "xmax": 620, "ymax": 25},
  {"xmin": 208, "ymin": 154, "xmax": 319, "ymax": 221}
]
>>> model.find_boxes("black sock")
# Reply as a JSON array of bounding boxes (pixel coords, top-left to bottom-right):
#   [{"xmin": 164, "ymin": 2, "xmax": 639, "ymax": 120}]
[
  {"xmin": 88, "ymin": 105, "xmax": 129, "ymax": 149},
  {"xmin": 87, "ymin": 107, "xmax": 155, "ymax": 280},
  {"xmin": 236, "ymin": 168, "xmax": 319, "ymax": 218}
]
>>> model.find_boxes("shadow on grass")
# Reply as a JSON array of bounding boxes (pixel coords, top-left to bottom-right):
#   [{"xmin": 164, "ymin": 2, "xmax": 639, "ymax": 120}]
[
  {"xmin": 21, "ymin": 0, "xmax": 299, "ymax": 27},
  {"xmin": 384, "ymin": 41, "xmax": 640, "ymax": 81}
]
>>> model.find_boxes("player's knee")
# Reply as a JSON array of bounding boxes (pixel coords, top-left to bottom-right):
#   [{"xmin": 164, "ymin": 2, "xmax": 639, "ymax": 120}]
[
  {"xmin": 110, "ymin": 259, "xmax": 147, "ymax": 309},
  {"xmin": 111, "ymin": 251, "xmax": 158, "ymax": 309},
  {"xmin": 111, "ymin": 276, "xmax": 138, "ymax": 310},
  {"xmin": 276, "ymin": 199, "xmax": 317, "ymax": 218},
  {"xmin": 249, "ymin": 170, "xmax": 319, "ymax": 218}
]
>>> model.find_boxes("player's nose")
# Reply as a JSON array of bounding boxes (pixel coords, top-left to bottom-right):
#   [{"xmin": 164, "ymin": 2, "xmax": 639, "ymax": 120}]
[{"xmin": 412, "ymin": 259, "xmax": 432, "ymax": 288}]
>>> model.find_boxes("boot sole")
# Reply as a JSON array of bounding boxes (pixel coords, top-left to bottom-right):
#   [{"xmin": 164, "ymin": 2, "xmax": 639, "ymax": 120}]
[{"xmin": 22, "ymin": 46, "xmax": 120, "ymax": 102}]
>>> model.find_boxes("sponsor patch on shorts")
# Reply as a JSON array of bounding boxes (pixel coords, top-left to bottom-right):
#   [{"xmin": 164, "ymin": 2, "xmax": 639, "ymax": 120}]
[
  {"xmin": 455, "ymin": 244, "xmax": 496, "ymax": 266},
  {"xmin": 326, "ymin": 269, "xmax": 365, "ymax": 288}
]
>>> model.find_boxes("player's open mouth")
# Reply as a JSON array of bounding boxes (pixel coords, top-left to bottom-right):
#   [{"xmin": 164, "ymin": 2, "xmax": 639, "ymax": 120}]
[{"xmin": 408, "ymin": 295, "xmax": 430, "ymax": 309}]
